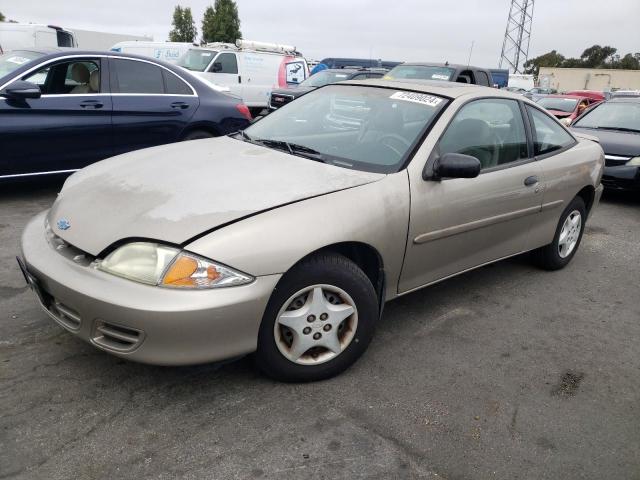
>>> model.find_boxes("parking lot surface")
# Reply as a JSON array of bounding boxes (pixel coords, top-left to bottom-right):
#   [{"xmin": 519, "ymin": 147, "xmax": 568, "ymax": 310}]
[{"xmin": 1, "ymin": 180, "xmax": 639, "ymax": 480}]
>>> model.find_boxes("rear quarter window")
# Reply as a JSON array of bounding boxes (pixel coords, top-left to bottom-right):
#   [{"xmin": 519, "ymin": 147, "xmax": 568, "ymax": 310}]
[
  {"xmin": 162, "ymin": 70, "xmax": 192, "ymax": 95},
  {"xmin": 527, "ymin": 105, "xmax": 576, "ymax": 156}
]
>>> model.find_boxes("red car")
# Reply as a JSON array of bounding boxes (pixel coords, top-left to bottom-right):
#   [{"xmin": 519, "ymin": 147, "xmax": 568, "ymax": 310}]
[
  {"xmin": 565, "ymin": 90, "xmax": 606, "ymax": 102},
  {"xmin": 535, "ymin": 94, "xmax": 601, "ymax": 126}
]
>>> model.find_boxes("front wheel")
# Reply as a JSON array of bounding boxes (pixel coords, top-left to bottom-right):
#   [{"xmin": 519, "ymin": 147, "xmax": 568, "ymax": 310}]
[
  {"xmin": 256, "ymin": 253, "xmax": 378, "ymax": 382},
  {"xmin": 534, "ymin": 196, "xmax": 586, "ymax": 270}
]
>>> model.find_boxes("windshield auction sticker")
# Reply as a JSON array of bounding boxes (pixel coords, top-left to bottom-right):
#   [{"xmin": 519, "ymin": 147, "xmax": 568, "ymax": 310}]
[{"xmin": 390, "ymin": 91, "xmax": 443, "ymax": 107}]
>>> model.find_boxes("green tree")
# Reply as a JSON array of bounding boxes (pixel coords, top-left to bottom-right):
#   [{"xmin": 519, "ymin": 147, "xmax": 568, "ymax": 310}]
[
  {"xmin": 0, "ymin": 11, "xmax": 5, "ymax": 22},
  {"xmin": 523, "ymin": 50, "xmax": 565, "ymax": 76},
  {"xmin": 169, "ymin": 5, "xmax": 197, "ymax": 43},
  {"xmin": 619, "ymin": 53, "xmax": 640, "ymax": 70},
  {"xmin": 201, "ymin": 0, "xmax": 242, "ymax": 44},
  {"xmin": 580, "ymin": 45, "xmax": 617, "ymax": 68}
]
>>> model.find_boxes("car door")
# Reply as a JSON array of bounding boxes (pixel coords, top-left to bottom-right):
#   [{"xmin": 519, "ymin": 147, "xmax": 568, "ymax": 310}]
[
  {"xmin": 399, "ymin": 97, "xmax": 544, "ymax": 293},
  {"xmin": 0, "ymin": 56, "xmax": 113, "ymax": 177},
  {"xmin": 206, "ymin": 52, "xmax": 241, "ymax": 97},
  {"xmin": 109, "ymin": 57, "xmax": 199, "ymax": 155},
  {"xmin": 523, "ymin": 105, "xmax": 584, "ymax": 249}
]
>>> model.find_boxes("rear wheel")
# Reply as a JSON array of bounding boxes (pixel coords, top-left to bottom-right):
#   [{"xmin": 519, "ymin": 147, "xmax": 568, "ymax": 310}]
[
  {"xmin": 534, "ymin": 196, "xmax": 586, "ymax": 270},
  {"xmin": 256, "ymin": 253, "xmax": 378, "ymax": 382},
  {"xmin": 182, "ymin": 130, "xmax": 214, "ymax": 141}
]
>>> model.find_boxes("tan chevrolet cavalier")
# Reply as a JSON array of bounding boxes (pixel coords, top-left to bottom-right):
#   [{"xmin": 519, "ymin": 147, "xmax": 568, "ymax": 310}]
[{"xmin": 19, "ymin": 80, "xmax": 604, "ymax": 381}]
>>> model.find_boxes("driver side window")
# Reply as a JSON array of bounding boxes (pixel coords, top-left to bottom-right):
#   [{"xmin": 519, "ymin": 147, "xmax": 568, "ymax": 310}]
[
  {"xmin": 438, "ymin": 98, "xmax": 528, "ymax": 170},
  {"xmin": 22, "ymin": 60, "xmax": 100, "ymax": 95}
]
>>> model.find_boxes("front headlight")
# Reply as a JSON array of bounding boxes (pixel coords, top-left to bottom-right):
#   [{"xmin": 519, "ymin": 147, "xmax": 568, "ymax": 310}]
[
  {"xmin": 626, "ymin": 156, "xmax": 640, "ymax": 166},
  {"xmin": 560, "ymin": 117, "xmax": 572, "ymax": 126},
  {"xmin": 95, "ymin": 242, "xmax": 253, "ymax": 289}
]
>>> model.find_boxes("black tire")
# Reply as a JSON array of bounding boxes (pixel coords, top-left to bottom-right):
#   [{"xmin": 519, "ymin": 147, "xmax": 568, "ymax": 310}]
[
  {"xmin": 534, "ymin": 196, "xmax": 586, "ymax": 270},
  {"xmin": 256, "ymin": 253, "xmax": 378, "ymax": 382},
  {"xmin": 182, "ymin": 130, "xmax": 214, "ymax": 141}
]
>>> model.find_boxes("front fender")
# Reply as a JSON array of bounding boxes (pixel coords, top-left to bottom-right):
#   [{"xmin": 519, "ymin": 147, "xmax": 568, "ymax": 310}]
[{"xmin": 185, "ymin": 172, "xmax": 411, "ymax": 300}]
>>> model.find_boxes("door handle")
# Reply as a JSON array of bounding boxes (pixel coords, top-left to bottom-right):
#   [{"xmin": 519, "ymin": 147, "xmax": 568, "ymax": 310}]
[
  {"xmin": 524, "ymin": 175, "xmax": 539, "ymax": 187},
  {"xmin": 79, "ymin": 100, "xmax": 103, "ymax": 109},
  {"xmin": 170, "ymin": 101, "xmax": 189, "ymax": 110}
]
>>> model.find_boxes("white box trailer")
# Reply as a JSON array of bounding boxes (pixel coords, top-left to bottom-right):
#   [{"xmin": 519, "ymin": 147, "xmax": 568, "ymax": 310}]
[
  {"xmin": 176, "ymin": 40, "xmax": 309, "ymax": 113},
  {"xmin": 0, "ymin": 23, "xmax": 76, "ymax": 53},
  {"xmin": 111, "ymin": 41, "xmax": 195, "ymax": 64},
  {"xmin": 73, "ymin": 30, "xmax": 151, "ymax": 51},
  {"xmin": 508, "ymin": 73, "xmax": 535, "ymax": 91}
]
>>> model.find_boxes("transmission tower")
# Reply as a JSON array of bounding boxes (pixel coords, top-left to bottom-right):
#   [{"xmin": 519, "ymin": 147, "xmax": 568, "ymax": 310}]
[{"xmin": 499, "ymin": 0, "xmax": 535, "ymax": 73}]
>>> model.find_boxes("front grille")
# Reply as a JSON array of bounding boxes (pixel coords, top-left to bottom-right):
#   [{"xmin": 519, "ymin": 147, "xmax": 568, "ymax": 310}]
[
  {"xmin": 45, "ymin": 222, "xmax": 95, "ymax": 266},
  {"xmin": 92, "ymin": 321, "xmax": 143, "ymax": 352},
  {"xmin": 270, "ymin": 93, "xmax": 294, "ymax": 109}
]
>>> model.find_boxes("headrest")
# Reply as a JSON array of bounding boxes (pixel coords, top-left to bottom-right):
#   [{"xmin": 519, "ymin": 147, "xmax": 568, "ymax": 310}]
[
  {"xmin": 71, "ymin": 63, "xmax": 90, "ymax": 84},
  {"xmin": 89, "ymin": 69, "xmax": 100, "ymax": 92}
]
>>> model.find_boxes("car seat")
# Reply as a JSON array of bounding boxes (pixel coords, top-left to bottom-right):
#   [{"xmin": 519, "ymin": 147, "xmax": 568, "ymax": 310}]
[
  {"xmin": 70, "ymin": 64, "xmax": 91, "ymax": 94},
  {"xmin": 440, "ymin": 118, "xmax": 498, "ymax": 168}
]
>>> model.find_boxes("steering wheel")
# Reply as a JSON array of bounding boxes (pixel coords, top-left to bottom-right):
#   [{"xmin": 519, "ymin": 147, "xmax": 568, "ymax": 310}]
[{"xmin": 379, "ymin": 134, "xmax": 411, "ymax": 158}]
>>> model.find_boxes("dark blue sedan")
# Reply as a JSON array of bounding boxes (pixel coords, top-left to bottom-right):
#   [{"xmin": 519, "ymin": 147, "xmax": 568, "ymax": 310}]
[{"xmin": 0, "ymin": 49, "xmax": 252, "ymax": 179}]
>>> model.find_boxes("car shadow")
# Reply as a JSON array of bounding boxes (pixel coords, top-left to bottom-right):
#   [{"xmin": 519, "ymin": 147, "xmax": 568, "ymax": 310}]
[
  {"xmin": 601, "ymin": 189, "xmax": 640, "ymax": 206},
  {"xmin": 0, "ymin": 176, "xmax": 66, "ymax": 202}
]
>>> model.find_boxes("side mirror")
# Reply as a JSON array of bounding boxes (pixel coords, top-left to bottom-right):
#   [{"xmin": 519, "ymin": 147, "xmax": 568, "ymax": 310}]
[
  {"xmin": 211, "ymin": 62, "xmax": 222, "ymax": 73},
  {"xmin": 431, "ymin": 153, "xmax": 481, "ymax": 180},
  {"xmin": 2, "ymin": 81, "xmax": 41, "ymax": 100}
]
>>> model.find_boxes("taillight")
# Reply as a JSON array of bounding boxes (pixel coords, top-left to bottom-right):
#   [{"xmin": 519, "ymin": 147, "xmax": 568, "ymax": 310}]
[{"xmin": 236, "ymin": 104, "xmax": 252, "ymax": 121}]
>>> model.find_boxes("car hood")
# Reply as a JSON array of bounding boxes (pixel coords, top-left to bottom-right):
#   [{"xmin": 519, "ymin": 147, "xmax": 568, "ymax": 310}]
[
  {"xmin": 571, "ymin": 127, "xmax": 640, "ymax": 157},
  {"xmin": 547, "ymin": 110, "xmax": 573, "ymax": 118},
  {"xmin": 48, "ymin": 137, "xmax": 383, "ymax": 256},
  {"xmin": 271, "ymin": 86, "xmax": 316, "ymax": 96}
]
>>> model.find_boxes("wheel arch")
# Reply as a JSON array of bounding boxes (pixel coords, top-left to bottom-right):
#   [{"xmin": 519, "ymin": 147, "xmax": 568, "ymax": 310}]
[
  {"xmin": 179, "ymin": 122, "xmax": 222, "ymax": 140},
  {"xmin": 289, "ymin": 241, "xmax": 386, "ymax": 313},
  {"xmin": 576, "ymin": 184, "xmax": 595, "ymax": 213}
]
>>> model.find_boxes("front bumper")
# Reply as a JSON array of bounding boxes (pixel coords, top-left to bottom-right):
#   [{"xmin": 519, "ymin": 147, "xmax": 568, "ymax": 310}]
[
  {"xmin": 20, "ymin": 211, "xmax": 281, "ymax": 365},
  {"xmin": 601, "ymin": 165, "xmax": 640, "ymax": 191}
]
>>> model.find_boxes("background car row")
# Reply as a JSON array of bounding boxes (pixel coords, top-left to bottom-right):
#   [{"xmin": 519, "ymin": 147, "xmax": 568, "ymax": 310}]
[{"xmin": 0, "ymin": 48, "xmax": 251, "ymax": 179}]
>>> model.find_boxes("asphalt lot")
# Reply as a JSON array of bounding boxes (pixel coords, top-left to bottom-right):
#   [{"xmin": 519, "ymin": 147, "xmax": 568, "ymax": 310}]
[{"xmin": 1, "ymin": 179, "xmax": 639, "ymax": 480}]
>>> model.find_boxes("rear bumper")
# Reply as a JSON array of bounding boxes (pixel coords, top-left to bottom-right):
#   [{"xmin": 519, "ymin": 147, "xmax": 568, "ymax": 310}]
[
  {"xmin": 601, "ymin": 165, "xmax": 640, "ymax": 191},
  {"xmin": 20, "ymin": 211, "xmax": 281, "ymax": 366}
]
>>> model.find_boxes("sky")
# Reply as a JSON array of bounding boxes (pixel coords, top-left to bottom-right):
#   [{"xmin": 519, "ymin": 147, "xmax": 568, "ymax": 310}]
[{"xmin": 2, "ymin": 0, "xmax": 639, "ymax": 67}]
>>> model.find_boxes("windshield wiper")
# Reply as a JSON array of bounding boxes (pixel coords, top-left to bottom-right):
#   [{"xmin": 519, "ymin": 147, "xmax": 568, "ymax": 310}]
[
  {"xmin": 237, "ymin": 130, "xmax": 253, "ymax": 142},
  {"xmin": 595, "ymin": 126, "xmax": 640, "ymax": 133},
  {"xmin": 254, "ymin": 139, "xmax": 327, "ymax": 162}
]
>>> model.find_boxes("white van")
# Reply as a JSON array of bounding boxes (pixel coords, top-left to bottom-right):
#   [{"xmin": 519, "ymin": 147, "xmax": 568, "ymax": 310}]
[
  {"xmin": 176, "ymin": 40, "xmax": 308, "ymax": 113},
  {"xmin": 508, "ymin": 73, "xmax": 535, "ymax": 91},
  {"xmin": 0, "ymin": 23, "xmax": 76, "ymax": 53},
  {"xmin": 110, "ymin": 41, "xmax": 195, "ymax": 64}
]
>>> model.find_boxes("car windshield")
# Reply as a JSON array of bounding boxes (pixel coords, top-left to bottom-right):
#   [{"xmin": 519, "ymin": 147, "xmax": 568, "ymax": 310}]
[
  {"xmin": 0, "ymin": 51, "xmax": 44, "ymax": 79},
  {"xmin": 176, "ymin": 49, "xmax": 217, "ymax": 72},
  {"xmin": 242, "ymin": 85, "xmax": 448, "ymax": 173},
  {"xmin": 386, "ymin": 65, "xmax": 455, "ymax": 82},
  {"xmin": 536, "ymin": 97, "xmax": 579, "ymax": 113},
  {"xmin": 300, "ymin": 70, "xmax": 352, "ymax": 88},
  {"xmin": 573, "ymin": 102, "xmax": 640, "ymax": 132}
]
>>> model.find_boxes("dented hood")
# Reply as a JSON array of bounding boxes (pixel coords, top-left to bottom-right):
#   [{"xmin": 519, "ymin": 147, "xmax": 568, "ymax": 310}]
[{"xmin": 49, "ymin": 136, "xmax": 382, "ymax": 256}]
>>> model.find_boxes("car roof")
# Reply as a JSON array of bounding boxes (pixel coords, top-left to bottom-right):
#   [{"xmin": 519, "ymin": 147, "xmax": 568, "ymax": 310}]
[
  {"xmin": 394, "ymin": 62, "xmax": 487, "ymax": 70},
  {"xmin": 608, "ymin": 96, "xmax": 640, "ymax": 103},
  {"xmin": 324, "ymin": 68, "xmax": 388, "ymax": 74},
  {"xmin": 339, "ymin": 78, "xmax": 526, "ymax": 100},
  {"xmin": 541, "ymin": 94, "xmax": 588, "ymax": 100}
]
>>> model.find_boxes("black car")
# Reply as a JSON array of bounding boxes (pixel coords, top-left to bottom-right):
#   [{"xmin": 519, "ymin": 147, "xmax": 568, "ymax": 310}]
[
  {"xmin": 0, "ymin": 49, "xmax": 252, "ymax": 180},
  {"xmin": 384, "ymin": 62, "xmax": 494, "ymax": 87},
  {"xmin": 269, "ymin": 68, "xmax": 388, "ymax": 110},
  {"xmin": 571, "ymin": 97, "xmax": 640, "ymax": 191}
]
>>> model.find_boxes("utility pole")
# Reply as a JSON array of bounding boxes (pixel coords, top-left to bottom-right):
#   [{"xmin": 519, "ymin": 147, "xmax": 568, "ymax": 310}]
[{"xmin": 499, "ymin": 0, "xmax": 535, "ymax": 73}]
